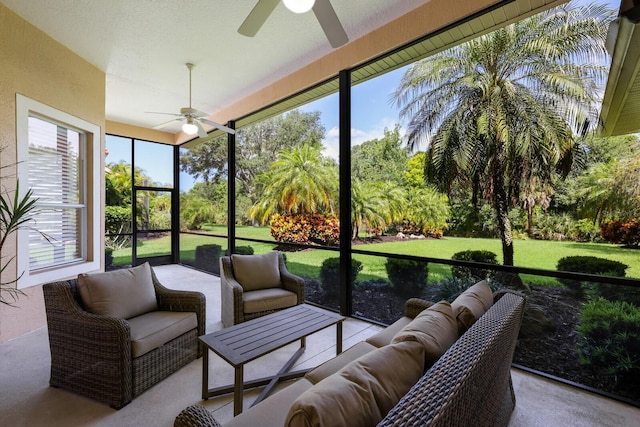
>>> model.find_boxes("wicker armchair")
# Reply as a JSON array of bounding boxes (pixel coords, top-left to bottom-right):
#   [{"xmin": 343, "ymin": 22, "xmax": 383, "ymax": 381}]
[
  {"xmin": 43, "ymin": 265, "xmax": 206, "ymax": 409},
  {"xmin": 220, "ymin": 252, "xmax": 305, "ymax": 327}
]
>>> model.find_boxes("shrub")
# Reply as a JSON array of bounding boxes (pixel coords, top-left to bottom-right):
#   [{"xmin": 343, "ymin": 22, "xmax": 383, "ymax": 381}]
[
  {"xmin": 451, "ymin": 250, "xmax": 498, "ymax": 282},
  {"xmin": 557, "ymin": 256, "xmax": 628, "ymax": 295},
  {"xmin": 573, "ymin": 219, "xmax": 602, "ymax": 243},
  {"xmin": 601, "ymin": 219, "xmax": 640, "ymax": 246},
  {"xmin": 319, "ymin": 257, "xmax": 363, "ymax": 297},
  {"xmin": 105, "ymin": 248, "xmax": 113, "ymax": 268},
  {"xmin": 195, "ymin": 244, "xmax": 222, "ymax": 274},
  {"xmin": 270, "ymin": 213, "xmax": 340, "ymax": 246},
  {"xmin": 385, "ymin": 258, "xmax": 428, "ymax": 298},
  {"xmin": 231, "ymin": 246, "xmax": 254, "ymax": 255},
  {"xmin": 577, "ymin": 298, "xmax": 640, "ymax": 385}
]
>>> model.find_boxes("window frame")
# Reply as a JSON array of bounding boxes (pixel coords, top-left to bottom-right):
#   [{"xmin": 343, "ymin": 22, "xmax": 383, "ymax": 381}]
[{"xmin": 16, "ymin": 94, "xmax": 102, "ymax": 288}]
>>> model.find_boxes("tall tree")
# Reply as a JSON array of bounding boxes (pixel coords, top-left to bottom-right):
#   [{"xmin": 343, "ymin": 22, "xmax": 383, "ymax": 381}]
[
  {"xmin": 180, "ymin": 109, "xmax": 325, "ymax": 207},
  {"xmin": 393, "ymin": 2, "xmax": 613, "ymax": 265},
  {"xmin": 351, "ymin": 125, "xmax": 407, "ymax": 184}
]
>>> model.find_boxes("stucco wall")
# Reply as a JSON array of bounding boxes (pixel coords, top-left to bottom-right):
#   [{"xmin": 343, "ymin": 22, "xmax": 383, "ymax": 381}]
[{"xmin": 0, "ymin": 4, "xmax": 106, "ymax": 342}]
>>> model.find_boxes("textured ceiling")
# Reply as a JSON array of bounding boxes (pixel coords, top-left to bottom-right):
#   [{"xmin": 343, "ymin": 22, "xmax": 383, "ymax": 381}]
[{"xmin": 0, "ymin": 0, "xmax": 429, "ymax": 135}]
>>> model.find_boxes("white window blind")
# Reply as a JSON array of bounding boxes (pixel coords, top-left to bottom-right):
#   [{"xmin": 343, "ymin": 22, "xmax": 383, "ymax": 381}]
[{"xmin": 27, "ymin": 116, "xmax": 85, "ymax": 271}]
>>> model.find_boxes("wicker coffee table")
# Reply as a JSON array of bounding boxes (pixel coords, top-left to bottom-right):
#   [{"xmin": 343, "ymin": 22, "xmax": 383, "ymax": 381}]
[{"xmin": 199, "ymin": 304, "xmax": 344, "ymax": 415}]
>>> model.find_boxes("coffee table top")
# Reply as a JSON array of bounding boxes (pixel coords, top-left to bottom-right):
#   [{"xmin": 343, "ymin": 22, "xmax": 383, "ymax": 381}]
[{"xmin": 200, "ymin": 304, "xmax": 344, "ymax": 367}]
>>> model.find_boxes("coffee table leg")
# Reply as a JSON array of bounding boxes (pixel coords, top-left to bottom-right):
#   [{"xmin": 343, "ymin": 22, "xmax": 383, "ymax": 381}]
[
  {"xmin": 234, "ymin": 366, "xmax": 244, "ymax": 416},
  {"xmin": 202, "ymin": 349, "xmax": 209, "ymax": 400},
  {"xmin": 336, "ymin": 321, "xmax": 343, "ymax": 355}
]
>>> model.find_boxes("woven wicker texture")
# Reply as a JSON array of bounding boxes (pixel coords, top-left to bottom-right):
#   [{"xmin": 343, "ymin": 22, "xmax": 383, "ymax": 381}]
[
  {"xmin": 220, "ymin": 252, "xmax": 305, "ymax": 326},
  {"xmin": 174, "ymin": 405, "xmax": 221, "ymax": 427},
  {"xmin": 377, "ymin": 292, "xmax": 525, "ymax": 427},
  {"xmin": 43, "ymin": 266, "xmax": 206, "ymax": 409}
]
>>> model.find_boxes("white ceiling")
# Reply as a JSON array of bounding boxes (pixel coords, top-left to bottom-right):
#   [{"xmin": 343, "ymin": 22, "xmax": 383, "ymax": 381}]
[{"xmin": 1, "ymin": 0, "xmax": 429, "ymax": 135}]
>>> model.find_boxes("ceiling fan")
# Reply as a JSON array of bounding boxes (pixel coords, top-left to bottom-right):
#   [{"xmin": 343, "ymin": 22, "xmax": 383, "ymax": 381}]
[
  {"xmin": 238, "ymin": 0, "xmax": 348, "ymax": 48},
  {"xmin": 147, "ymin": 63, "xmax": 235, "ymax": 137}
]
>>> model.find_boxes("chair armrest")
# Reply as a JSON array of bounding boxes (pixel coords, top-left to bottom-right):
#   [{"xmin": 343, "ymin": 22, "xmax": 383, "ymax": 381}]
[
  {"xmin": 278, "ymin": 254, "xmax": 305, "ymax": 304},
  {"xmin": 220, "ymin": 256, "xmax": 245, "ymax": 326},
  {"xmin": 151, "ymin": 269, "xmax": 207, "ymax": 356},
  {"xmin": 404, "ymin": 298, "xmax": 434, "ymax": 319},
  {"xmin": 43, "ymin": 281, "xmax": 133, "ymax": 407}
]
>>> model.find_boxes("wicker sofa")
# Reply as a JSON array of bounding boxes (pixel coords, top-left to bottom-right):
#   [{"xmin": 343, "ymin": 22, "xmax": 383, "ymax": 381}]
[
  {"xmin": 43, "ymin": 263, "xmax": 206, "ymax": 409},
  {"xmin": 176, "ymin": 284, "xmax": 525, "ymax": 427}
]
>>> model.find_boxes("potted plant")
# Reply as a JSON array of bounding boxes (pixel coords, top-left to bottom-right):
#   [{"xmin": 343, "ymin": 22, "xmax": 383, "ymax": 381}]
[{"xmin": 0, "ymin": 146, "xmax": 38, "ymax": 306}]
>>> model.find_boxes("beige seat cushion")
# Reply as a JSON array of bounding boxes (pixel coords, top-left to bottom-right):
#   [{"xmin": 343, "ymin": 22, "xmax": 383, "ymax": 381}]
[
  {"xmin": 285, "ymin": 341, "xmax": 425, "ymax": 427},
  {"xmin": 78, "ymin": 262, "xmax": 158, "ymax": 319},
  {"xmin": 243, "ymin": 288, "xmax": 297, "ymax": 314},
  {"xmin": 128, "ymin": 311, "xmax": 197, "ymax": 358},
  {"xmin": 305, "ymin": 341, "xmax": 377, "ymax": 384},
  {"xmin": 451, "ymin": 280, "xmax": 493, "ymax": 335},
  {"xmin": 224, "ymin": 379, "xmax": 314, "ymax": 427},
  {"xmin": 231, "ymin": 252, "xmax": 281, "ymax": 291},
  {"xmin": 391, "ymin": 300, "xmax": 458, "ymax": 366},
  {"xmin": 365, "ymin": 316, "xmax": 412, "ymax": 348}
]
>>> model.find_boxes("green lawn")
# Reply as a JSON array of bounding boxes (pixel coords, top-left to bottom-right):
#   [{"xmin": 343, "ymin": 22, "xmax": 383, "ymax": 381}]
[{"xmin": 112, "ymin": 226, "xmax": 640, "ymax": 285}]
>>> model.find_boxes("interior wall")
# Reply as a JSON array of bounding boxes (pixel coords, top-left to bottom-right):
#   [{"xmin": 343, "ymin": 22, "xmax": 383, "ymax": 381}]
[{"xmin": 0, "ymin": 4, "xmax": 106, "ymax": 342}]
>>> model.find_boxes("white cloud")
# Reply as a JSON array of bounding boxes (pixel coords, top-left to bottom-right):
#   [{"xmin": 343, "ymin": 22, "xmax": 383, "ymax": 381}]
[{"xmin": 321, "ymin": 118, "xmax": 407, "ymax": 161}]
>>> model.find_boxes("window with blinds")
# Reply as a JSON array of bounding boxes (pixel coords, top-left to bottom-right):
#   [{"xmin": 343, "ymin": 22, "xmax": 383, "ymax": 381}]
[{"xmin": 27, "ymin": 116, "xmax": 85, "ymax": 271}]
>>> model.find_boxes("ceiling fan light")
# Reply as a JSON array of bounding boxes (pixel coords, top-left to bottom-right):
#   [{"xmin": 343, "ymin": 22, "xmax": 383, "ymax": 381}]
[
  {"xmin": 283, "ymin": 0, "xmax": 315, "ymax": 14},
  {"xmin": 182, "ymin": 121, "xmax": 198, "ymax": 135}
]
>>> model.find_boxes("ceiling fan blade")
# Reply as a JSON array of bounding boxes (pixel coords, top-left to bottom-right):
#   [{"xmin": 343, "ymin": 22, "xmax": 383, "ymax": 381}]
[
  {"xmin": 194, "ymin": 120, "xmax": 208, "ymax": 138},
  {"xmin": 146, "ymin": 111, "xmax": 182, "ymax": 117},
  {"xmin": 200, "ymin": 118, "xmax": 236, "ymax": 135},
  {"xmin": 313, "ymin": 0, "xmax": 348, "ymax": 48},
  {"xmin": 238, "ymin": 0, "xmax": 279, "ymax": 37},
  {"xmin": 153, "ymin": 117, "xmax": 183, "ymax": 130}
]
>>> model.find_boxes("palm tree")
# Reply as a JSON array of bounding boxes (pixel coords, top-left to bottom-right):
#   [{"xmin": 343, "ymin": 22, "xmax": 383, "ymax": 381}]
[
  {"xmin": 393, "ymin": 2, "xmax": 613, "ymax": 265},
  {"xmin": 249, "ymin": 143, "xmax": 338, "ymax": 224},
  {"xmin": 351, "ymin": 180, "xmax": 406, "ymax": 239}
]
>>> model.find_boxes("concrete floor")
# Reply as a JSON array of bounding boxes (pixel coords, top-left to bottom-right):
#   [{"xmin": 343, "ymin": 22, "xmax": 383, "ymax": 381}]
[{"xmin": 0, "ymin": 264, "xmax": 638, "ymax": 426}]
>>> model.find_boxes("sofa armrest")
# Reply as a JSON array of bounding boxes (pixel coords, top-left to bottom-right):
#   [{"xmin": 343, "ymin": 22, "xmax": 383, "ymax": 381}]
[
  {"xmin": 404, "ymin": 298, "xmax": 434, "ymax": 319},
  {"xmin": 43, "ymin": 280, "xmax": 133, "ymax": 408},
  {"xmin": 151, "ymin": 269, "xmax": 207, "ymax": 355}
]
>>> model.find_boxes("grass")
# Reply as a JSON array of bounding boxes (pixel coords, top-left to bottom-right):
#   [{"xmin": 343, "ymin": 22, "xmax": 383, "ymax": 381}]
[{"xmin": 111, "ymin": 226, "xmax": 640, "ymax": 286}]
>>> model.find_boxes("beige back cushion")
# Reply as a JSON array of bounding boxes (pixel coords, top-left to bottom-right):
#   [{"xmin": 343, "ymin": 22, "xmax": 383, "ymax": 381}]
[
  {"xmin": 391, "ymin": 300, "xmax": 458, "ymax": 366},
  {"xmin": 285, "ymin": 340, "xmax": 425, "ymax": 427},
  {"xmin": 78, "ymin": 262, "xmax": 158, "ymax": 319},
  {"xmin": 451, "ymin": 280, "xmax": 493, "ymax": 335},
  {"xmin": 231, "ymin": 252, "xmax": 281, "ymax": 291}
]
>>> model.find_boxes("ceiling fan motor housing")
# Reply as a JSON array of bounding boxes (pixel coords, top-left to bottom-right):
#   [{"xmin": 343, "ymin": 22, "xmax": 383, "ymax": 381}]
[{"xmin": 180, "ymin": 107, "xmax": 199, "ymax": 118}]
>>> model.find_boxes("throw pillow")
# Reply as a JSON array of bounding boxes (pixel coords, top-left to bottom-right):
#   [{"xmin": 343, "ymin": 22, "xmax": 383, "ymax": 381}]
[
  {"xmin": 231, "ymin": 251, "xmax": 281, "ymax": 291},
  {"xmin": 391, "ymin": 300, "xmax": 458, "ymax": 366},
  {"xmin": 78, "ymin": 262, "xmax": 158, "ymax": 319},
  {"xmin": 451, "ymin": 280, "xmax": 493, "ymax": 335},
  {"xmin": 285, "ymin": 340, "xmax": 425, "ymax": 427}
]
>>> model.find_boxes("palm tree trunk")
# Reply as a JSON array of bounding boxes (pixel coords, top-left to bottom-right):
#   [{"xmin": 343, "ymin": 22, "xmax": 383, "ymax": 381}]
[
  {"xmin": 495, "ymin": 193, "xmax": 514, "ymax": 266},
  {"xmin": 490, "ymin": 152, "xmax": 514, "ymax": 266}
]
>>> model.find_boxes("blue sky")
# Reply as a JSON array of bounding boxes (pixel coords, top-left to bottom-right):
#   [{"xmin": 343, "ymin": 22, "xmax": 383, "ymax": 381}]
[{"xmin": 107, "ymin": 0, "xmax": 620, "ymax": 191}]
